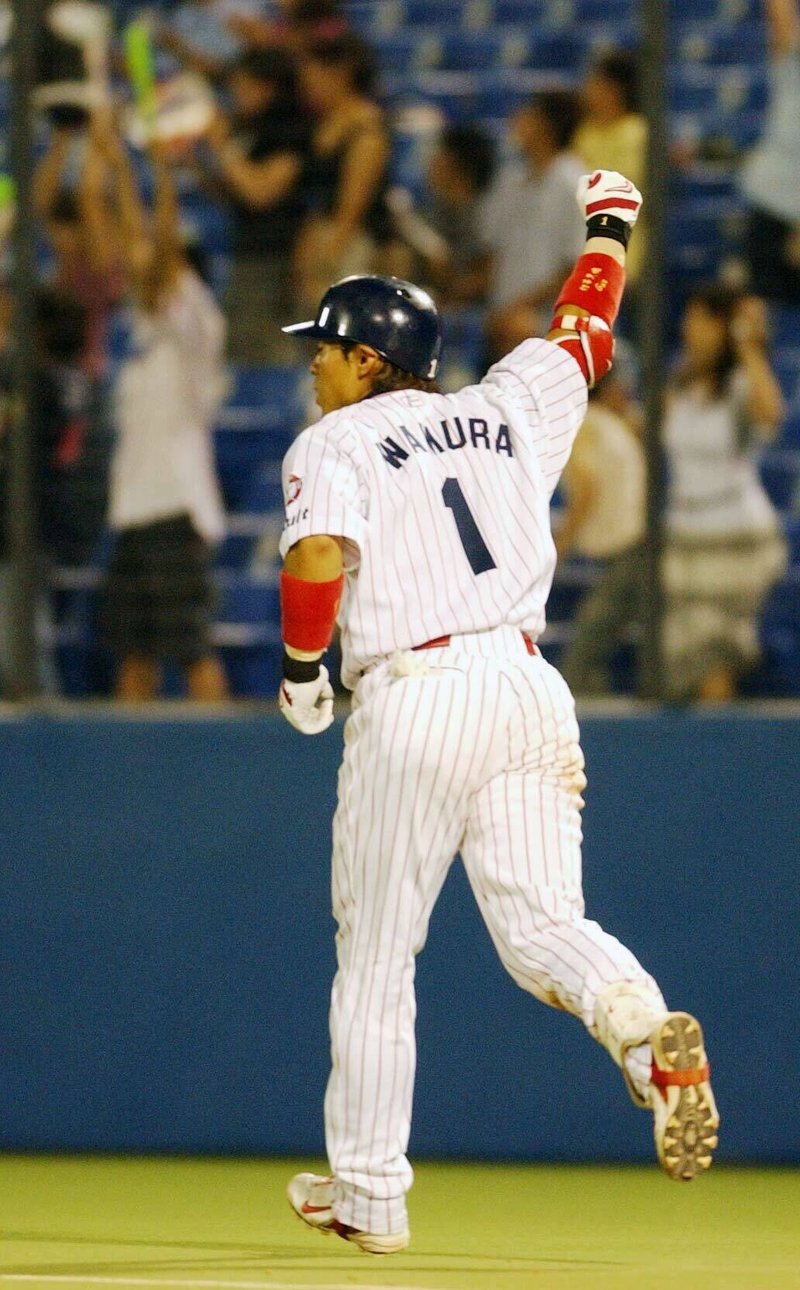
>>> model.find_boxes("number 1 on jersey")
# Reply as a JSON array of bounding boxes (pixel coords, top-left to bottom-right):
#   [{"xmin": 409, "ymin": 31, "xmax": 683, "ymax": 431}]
[{"xmin": 442, "ymin": 477, "xmax": 496, "ymax": 575}]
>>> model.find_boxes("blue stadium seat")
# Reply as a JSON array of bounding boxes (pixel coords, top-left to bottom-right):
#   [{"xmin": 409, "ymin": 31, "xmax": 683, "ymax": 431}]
[
  {"xmin": 440, "ymin": 308, "xmax": 486, "ymax": 389},
  {"xmin": 216, "ymin": 456, "xmax": 285, "ymax": 570},
  {"xmin": 435, "ymin": 30, "xmax": 542, "ymax": 71},
  {"xmin": 213, "ymin": 574, "xmax": 283, "ymax": 697},
  {"xmin": 220, "ymin": 643, "xmax": 283, "ymax": 697},
  {"xmin": 374, "ymin": 31, "xmax": 443, "ymax": 73},
  {"xmin": 348, "ymin": 0, "xmax": 405, "ymax": 36},
  {"xmin": 768, "ymin": 304, "xmax": 800, "ymax": 349},
  {"xmin": 492, "ymin": 0, "xmax": 631, "ymax": 25},
  {"xmin": 679, "ymin": 0, "xmax": 760, "ymax": 18},
  {"xmin": 782, "ymin": 418, "xmax": 800, "ymax": 452},
  {"xmin": 784, "ymin": 516, "xmax": 800, "ymax": 564},
  {"xmin": 771, "ymin": 340, "xmax": 800, "ymax": 450},
  {"xmin": 178, "ymin": 187, "xmax": 231, "ymax": 256},
  {"xmin": 45, "ymin": 0, "xmax": 800, "ymax": 697},
  {"xmin": 773, "ymin": 349, "xmax": 800, "ymax": 410},
  {"xmin": 580, "ymin": 21, "xmax": 640, "ymax": 53},
  {"xmin": 677, "ymin": 21, "xmax": 764, "ymax": 66},
  {"xmin": 401, "ymin": 0, "xmax": 470, "ymax": 26},
  {"xmin": 756, "ymin": 565, "xmax": 800, "ymax": 696},
  {"xmin": 759, "ymin": 450, "xmax": 800, "ymax": 511},
  {"xmin": 487, "ymin": 0, "xmax": 557, "ymax": 22},
  {"xmin": 669, "ymin": 64, "xmax": 767, "ymax": 116},
  {"xmin": 478, "ymin": 66, "xmax": 578, "ymax": 116},
  {"xmin": 389, "ymin": 125, "xmax": 439, "ymax": 196},
  {"xmin": 215, "ymin": 366, "xmax": 305, "ymax": 509},
  {"xmin": 386, "ymin": 69, "xmax": 486, "ymax": 120},
  {"xmin": 666, "ymin": 194, "xmax": 744, "ymax": 277},
  {"xmin": 671, "ymin": 108, "xmax": 764, "ymax": 154},
  {"xmin": 671, "ymin": 164, "xmax": 739, "ymax": 203},
  {"xmin": 216, "ymin": 573, "xmax": 279, "ymax": 627}
]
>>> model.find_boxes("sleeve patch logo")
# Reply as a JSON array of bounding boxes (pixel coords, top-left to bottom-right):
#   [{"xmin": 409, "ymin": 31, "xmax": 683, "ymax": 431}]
[{"xmin": 287, "ymin": 474, "xmax": 303, "ymax": 504}]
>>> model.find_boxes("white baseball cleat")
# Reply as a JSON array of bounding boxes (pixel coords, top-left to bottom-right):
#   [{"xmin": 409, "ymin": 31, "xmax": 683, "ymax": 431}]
[
  {"xmin": 649, "ymin": 1012, "xmax": 719, "ymax": 1181},
  {"xmin": 287, "ymin": 1172, "xmax": 410, "ymax": 1255}
]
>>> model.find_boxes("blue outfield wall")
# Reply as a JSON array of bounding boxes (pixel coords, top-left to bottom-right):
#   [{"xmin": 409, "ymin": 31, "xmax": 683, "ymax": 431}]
[{"xmin": 1, "ymin": 706, "xmax": 798, "ymax": 1163}]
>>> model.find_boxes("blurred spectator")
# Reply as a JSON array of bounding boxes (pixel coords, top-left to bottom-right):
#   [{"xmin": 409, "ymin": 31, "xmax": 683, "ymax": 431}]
[
  {"xmin": 739, "ymin": 0, "xmax": 800, "ymax": 304},
  {"xmin": 32, "ymin": 124, "xmax": 119, "ymax": 571},
  {"xmin": 479, "ymin": 90, "xmax": 585, "ymax": 360},
  {"xmin": 91, "ymin": 114, "xmax": 229, "ymax": 702},
  {"xmin": 196, "ymin": 47, "xmax": 312, "ymax": 363},
  {"xmin": 293, "ymin": 33, "xmax": 394, "ymax": 313},
  {"xmin": 662, "ymin": 286, "xmax": 787, "ymax": 702},
  {"xmin": 0, "ymin": 286, "xmax": 104, "ymax": 695},
  {"xmin": 556, "ymin": 363, "xmax": 647, "ymax": 697},
  {"xmin": 35, "ymin": 0, "xmax": 111, "ymax": 130},
  {"xmin": 229, "ymin": 0, "xmax": 349, "ymax": 55},
  {"xmin": 573, "ymin": 49, "xmax": 647, "ymax": 286},
  {"xmin": 33, "ymin": 125, "xmax": 125, "ymax": 381},
  {"xmin": 34, "ymin": 287, "xmax": 111, "ymax": 569},
  {"xmin": 157, "ymin": 0, "xmax": 269, "ymax": 82},
  {"xmin": 388, "ymin": 122, "xmax": 497, "ymax": 306}
]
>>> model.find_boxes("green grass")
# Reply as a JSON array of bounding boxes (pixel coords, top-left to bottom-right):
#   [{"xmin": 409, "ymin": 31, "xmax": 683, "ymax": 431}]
[{"xmin": 1, "ymin": 1156, "xmax": 799, "ymax": 1290}]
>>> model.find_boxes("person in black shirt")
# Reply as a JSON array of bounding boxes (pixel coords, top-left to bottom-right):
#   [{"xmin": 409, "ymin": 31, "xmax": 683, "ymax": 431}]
[
  {"xmin": 199, "ymin": 47, "xmax": 312, "ymax": 363},
  {"xmin": 294, "ymin": 34, "xmax": 394, "ymax": 316},
  {"xmin": 0, "ymin": 287, "xmax": 106, "ymax": 695}
]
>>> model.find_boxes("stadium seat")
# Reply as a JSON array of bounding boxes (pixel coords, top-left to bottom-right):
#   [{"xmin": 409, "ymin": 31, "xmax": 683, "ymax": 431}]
[
  {"xmin": 671, "ymin": 107, "xmax": 764, "ymax": 155},
  {"xmin": 755, "ymin": 563, "xmax": 800, "ymax": 696},
  {"xmin": 668, "ymin": 63, "xmax": 767, "ymax": 116},
  {"xmin": 477, "ymin": 66, "xmax": 578, "ymax": 118},
  {"xmin": 483, "ymin": 0, "xmax": 553, "ymax": 23},
  {"xmin": 665, "ymin": 194, "xmax": 744, "ymax": 278},
  {"xmin": 768, "ymin": 304, "xmax": 800, "ymax": 350},
  {"xmin": 374, "ymin": 31, "xmax": 443, "ymax": 72},
  {"xmin": 680, "ymin": 0, "xmax": 760, "ymax": 18},
  {"xmin": 677, "ymin": 20, "xmax": 764, "ymax": 66},
  {"xmin": 759, "ymin": 451, "xmax": 800, "ymax": 512},
  {"xmin": 385, "ymin": 69, "xmax": 487, "ymax": 120},
  {"xmin": 213, "ymin": 573, "xmax": 283, "ymax": 697},
  {"xmin": 47, "ymin": 0, "xmax": 800, "ymax": 697},
  {"xmin": 348, "ymin": 0, "xmax": 405, "ymax": 36},
  {"xmin": 671, "ymin": 164, "xmax": 739, "ymax": 203},
  {"xmin": 773, "ymin": 349, "xmax": 800, "ymax": 417},
  {"xmin": 435, "ymin": 30, "xmax": 540, "ymax": 71},
  {"xmin": 216, "ymin": 572, "xmax": 280, "ymax": 627},
  {"xmin": 214, "ymin": 367, "xmax": 304, "ymax": 511}
]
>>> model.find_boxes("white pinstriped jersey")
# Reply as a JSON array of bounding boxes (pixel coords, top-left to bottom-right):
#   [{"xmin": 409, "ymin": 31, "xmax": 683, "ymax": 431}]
[{"xmin": 279, "ymin": 338, "xmax": 587, "ymax": 689}]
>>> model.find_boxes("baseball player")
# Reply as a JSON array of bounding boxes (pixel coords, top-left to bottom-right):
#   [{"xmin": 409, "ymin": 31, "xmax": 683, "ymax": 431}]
[{"xmin": 277, "ymin": 170, "xmax": 719, "ymax": 1256}]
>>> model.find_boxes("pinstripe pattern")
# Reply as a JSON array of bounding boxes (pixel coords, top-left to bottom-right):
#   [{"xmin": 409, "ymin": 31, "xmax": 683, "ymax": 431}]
[
  {"xmin": 280, "ymin": 340, "xmax": 662, "ymax": 1237},
  {"xmin": 278, "ymin": 340, "xmax": 587, "ymax": 689},
  {"xmin": 324, "ymin": 633, "xmax": 658, "ymax": 1237}
]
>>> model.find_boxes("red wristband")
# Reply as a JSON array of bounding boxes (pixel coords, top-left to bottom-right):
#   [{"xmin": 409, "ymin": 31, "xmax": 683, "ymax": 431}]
[
  {"xmin": 553, "ymin": 252, "xmax": 626, "ymax": 329},
  {"xmin": 280, "ymin": 571, "xmax": 344, "ymax": 652}
]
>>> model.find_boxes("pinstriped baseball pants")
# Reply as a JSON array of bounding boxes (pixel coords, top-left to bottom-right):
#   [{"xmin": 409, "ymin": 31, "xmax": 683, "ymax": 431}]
[{"xmin": 325, "ymin": 626, "xmax": 661, "ymax": 1236}]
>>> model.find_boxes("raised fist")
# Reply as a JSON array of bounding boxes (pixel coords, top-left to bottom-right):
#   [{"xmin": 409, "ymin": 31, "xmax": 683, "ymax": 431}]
[
  {"xmin": 576, "ymin": 170, "xmax": 643, "ymax": 227},
  {"xmin": 279, "ymin": 665, "xmax": 335, "ymax": 735}
]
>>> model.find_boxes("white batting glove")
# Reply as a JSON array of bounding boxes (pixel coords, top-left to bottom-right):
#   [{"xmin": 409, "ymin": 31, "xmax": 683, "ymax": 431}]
[
  {"xmin": 279, "ymin": 665, "xmax": 335, "ymax": 735},
  {"xmin": 577, "ymin": 169, "xmax": 643, "ymax": 228}
]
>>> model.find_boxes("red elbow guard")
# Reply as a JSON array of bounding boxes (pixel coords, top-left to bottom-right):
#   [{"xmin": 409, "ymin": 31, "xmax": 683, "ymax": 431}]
[
  {"xmin": 281, "ymin": 571, "xmax": 344, "ymax": 652},
  {"xmin": 550, "ymin": 315, "xmax": 615, "ymax": 387},
  {"xmin": 553, "ymin": 252, "xmax": 626, "ymax": 329}
]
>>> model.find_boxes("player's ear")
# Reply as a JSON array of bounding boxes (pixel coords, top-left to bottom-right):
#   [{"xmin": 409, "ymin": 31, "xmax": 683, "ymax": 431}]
[{"xmin": 354, "ymin": 344, "xmax": 385, "ymax": 386}]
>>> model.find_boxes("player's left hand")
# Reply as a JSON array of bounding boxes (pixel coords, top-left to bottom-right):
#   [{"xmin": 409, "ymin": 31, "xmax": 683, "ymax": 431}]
[
  {"xmin": 279, "ymin": 666, "xmax": 335, "ymax": 735},
  {"xmin": 577, "ymin": 170, "xmax": 643, "ymax": 227}
]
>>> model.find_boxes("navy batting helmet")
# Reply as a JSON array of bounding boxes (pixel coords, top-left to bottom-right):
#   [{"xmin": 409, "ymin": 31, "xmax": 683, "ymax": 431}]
[{"xmin": 282, "ymin": 275, "xmax": 443, "ymax": 380}]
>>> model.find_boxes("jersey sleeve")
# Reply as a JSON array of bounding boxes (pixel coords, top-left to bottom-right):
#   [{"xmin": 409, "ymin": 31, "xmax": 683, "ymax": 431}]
[
  {"xmin": 278, "ymin": 417, "xmax": 368, "ymax": 568},
  {"xmin": 481, "ymin": 338, "xmax": 588, "ymax": 494}
]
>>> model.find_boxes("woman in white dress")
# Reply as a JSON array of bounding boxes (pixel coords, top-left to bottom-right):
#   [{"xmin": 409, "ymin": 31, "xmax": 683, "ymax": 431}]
[
  {"xmin": 662, "ymin": 285, "xmax": 787, "ymax": 701},
  {"xmin": 90, "ymin": 111, "xmax": 230, "ymax": 701}
]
